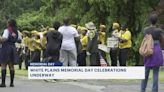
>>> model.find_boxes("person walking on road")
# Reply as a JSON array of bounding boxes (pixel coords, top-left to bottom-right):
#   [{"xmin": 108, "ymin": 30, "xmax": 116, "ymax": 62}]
[{"xmin": 140, "ymin": 13, "xmax": 164, "ymax": 92}]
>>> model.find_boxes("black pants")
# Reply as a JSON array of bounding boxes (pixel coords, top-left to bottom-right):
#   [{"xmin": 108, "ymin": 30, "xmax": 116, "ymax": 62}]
[
  {"xmin": 119, "ymin": 48, "xmax": 130, "ymax": 66},
  {"xmin": 18, "ymin": 48, "xmax": 24, "ymax": 69},
  {"xmin": 18, "ymin": 54, "xmax": 23, "ymax": 69},
  {"xmin": 77, "ymin": 50, "xmax": 87, "ymax": 66},
  {"xmin": 24, "ymin": 49, "xmax": 30, "ymax": 69},
  {"xmin": 31, "ymin": 50, "xmax": 41, "ymax": 62},
  {"xmin": 19, "ymin": 48, "xmax": 29, "ymax": 70},
  {"xmin": 42, "ymin": 49, "xmax": 47, "ymax": 59},
  {"xmin": 90, "ymin": 53, "xmax": 100, "ymax": 66},
  {"xmin": 50, "ymin": 51, "xmax": 60, "ymax": 62},
  {"xmin": 110, "ymin": 48, "xmax": 119, "ymax": 66},
  {"xmin": 46, "ymin": 50, "xmax": 60, "ymax": 62}
]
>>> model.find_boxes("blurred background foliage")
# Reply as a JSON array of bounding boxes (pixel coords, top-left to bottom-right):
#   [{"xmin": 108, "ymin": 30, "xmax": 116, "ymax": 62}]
[{"xmin": 0, "ymin": 0, "xmax": 163, "ymax": 65}]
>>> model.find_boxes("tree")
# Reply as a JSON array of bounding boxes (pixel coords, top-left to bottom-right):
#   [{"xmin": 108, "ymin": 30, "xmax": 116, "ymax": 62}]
[{"xmin": 0, "ymin": 0, "xmax": 161, "ymax": 65}]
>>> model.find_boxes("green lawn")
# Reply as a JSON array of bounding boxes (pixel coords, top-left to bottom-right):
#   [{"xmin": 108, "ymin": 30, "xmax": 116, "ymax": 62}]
[
  {"xmin": 4, "ymin": 65, "xmax": 28, "ymax": 77},
  {"xmin": 149, "ymin": 69, "xmax": 164, "ymax": 83},
  {"xmin": 15, "ymin": 65, "xmax": 164, "ymax": 83},
  {"xmin": 2, "ymin": 64, "xmax": 164, "ymax": 83},
  {"xmin": 14, "ymin": 65, "xmax": 28, "ymax": 76}
]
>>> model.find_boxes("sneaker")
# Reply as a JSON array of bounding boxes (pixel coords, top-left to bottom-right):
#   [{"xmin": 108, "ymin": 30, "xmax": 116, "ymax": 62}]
[
  {"xmin": 10, "ymin": 84, "xmax": 14, "ymax": 87},
  {"xmin": 0, "ymin": 84, "xmax": 6, "ymax": 87}
]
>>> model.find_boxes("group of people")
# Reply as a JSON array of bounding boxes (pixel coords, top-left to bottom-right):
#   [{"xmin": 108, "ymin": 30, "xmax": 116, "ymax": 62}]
[
  {"xmin": 0, "ymin": 13, "xmax": 163, "ymax": 92},
  {"xmin": 0, "ymin": 17, "xmax": 132, "ymax": 87},
  {"xmin": 109, "ymin": 22, "xmax": 132, "ymax": 66},
  {"xmin": 58, "ymin": 19, "xmax": 132, "ymax": 67},
  {"xmin": 5, "ymin": 18, "xmax": 132, "ymax": 68}
]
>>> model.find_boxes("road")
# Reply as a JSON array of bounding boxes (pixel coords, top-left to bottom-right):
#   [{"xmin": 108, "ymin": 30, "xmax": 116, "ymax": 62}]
[{"xmin": 0, "ymin": 77, "xmax": 164, "ymax": 92}]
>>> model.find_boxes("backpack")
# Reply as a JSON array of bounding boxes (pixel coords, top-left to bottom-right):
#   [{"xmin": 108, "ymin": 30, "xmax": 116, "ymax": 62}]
[{"xmin": 139, "ymin": 34, "xmax": 154, "ymax": 57}]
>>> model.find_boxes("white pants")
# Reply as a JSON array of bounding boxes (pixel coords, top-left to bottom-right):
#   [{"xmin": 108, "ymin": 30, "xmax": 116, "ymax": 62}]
[{"xmin": 60, "ymin": 49, "xmax": 77, "ymax": 66}]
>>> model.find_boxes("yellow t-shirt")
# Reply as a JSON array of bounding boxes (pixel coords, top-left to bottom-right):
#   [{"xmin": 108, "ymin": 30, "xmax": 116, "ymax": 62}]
[
  {"xmin": 28, "ymin": 38, "xmax": 35, "ymax": 51},
  {"xmin": 22, "ymin": 37, "xmax": 30, "ymax": 47},
  {"xmin": 40, "ymin": 37, "xmax": 47, "ymax": 49},
  {"xmin": 36, "ymin": 31, "xmax": 47, "ymax": 49},
  {"xmin": 119, "ymin": 29, "xmax": 132, "ymax": 49},
  {"xmin": 99, "ymin": 32, "xmax": 106, "ymax": 45},
  {"xmin": 80, "ymin": 35, "xmax": 88, "ymax": 50},
  {"xmin": 33, "ymin": 39, "xmax": 42, "ymax": 50},
  {"xmin": 28, "ymin": 38, "xmax": 42, "ymax": 51}
]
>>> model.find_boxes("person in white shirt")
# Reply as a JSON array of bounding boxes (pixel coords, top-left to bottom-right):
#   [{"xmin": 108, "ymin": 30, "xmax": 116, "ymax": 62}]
[
  {"xmin": 110, "ymin": 22, "xmax": 120, "ymax": 66},
  {"xmin": 58, "ymin": 18, "xmax": 79, "ymax": 66}
]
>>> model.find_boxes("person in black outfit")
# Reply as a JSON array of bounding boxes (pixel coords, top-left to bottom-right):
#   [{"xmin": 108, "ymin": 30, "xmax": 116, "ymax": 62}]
[
  {"xmin": 46, "ymin": 21, "xmax": 63, "ymax": 62},
  {"xmin": 0, "ymin": 19, "xmax": 21, "ymax": 87},
  {"xmin": 86, "ymin": 22, "xmax": 100, "ymax": 66}
]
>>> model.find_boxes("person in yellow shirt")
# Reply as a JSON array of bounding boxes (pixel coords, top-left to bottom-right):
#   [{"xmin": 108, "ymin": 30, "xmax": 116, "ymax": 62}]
[
  {"xmin": 29, "ymin": 30, "xmax": 42, "ymax": 51},
  {"xmin": 99, "ymin": 25, "xmax": 106, "ymax": 45},
  {"xmin": 80, "ymin": 28, "xmax": 88, "ymax": 50},
  {"xmin": 27, "ymin": 37, "xmax": 35, "ymax": 52},
  {"xmin": 38, "ymin": 27, "xmax": 49, "ymax": 61},
  {"xmin": 77, "ymin": 27, "xmax": 88, "ymax": 66},
  {"xmin": 30, "ymin": 31, "xmax": 42, "ymax": 62},
  {"xmin": 118, "ymin": 24, "xmax": 132, "ymax": 66},
  {"xmin": 98, "ymin": 24, "xmax": 108, "ymax": 65},
  {"xmin": 21, "ymin": 31, "xmax": 30, "ymax": 70},
  {"xmin": 36, "ymin": 27, "xmax": 48, "ymax": 49}
]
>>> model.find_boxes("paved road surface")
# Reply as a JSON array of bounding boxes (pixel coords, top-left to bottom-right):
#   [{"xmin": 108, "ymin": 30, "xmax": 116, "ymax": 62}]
[{"xmin": 0, "ymin": 77, "xmax": 164, "ymax": 92}]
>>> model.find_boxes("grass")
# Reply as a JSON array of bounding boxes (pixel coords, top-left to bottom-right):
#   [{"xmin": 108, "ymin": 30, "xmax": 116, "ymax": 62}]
[
  {"xmin": 149, "ymin": 69, "xmax": 164, "ymax": 83},
  {"xmin": 3, "ymin": 65, "xmax": 28, "ymax": 77},
  {"xmin": 14, "ymin": 65, "xmax": 28, "ymax": 76},
  {"xmin": 1, "ymin": 62, "xmax": 164, "ymax": 83},
  {"xmin": 14, "ymin": 65, "xmax": 164, "ymax": 83}
]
